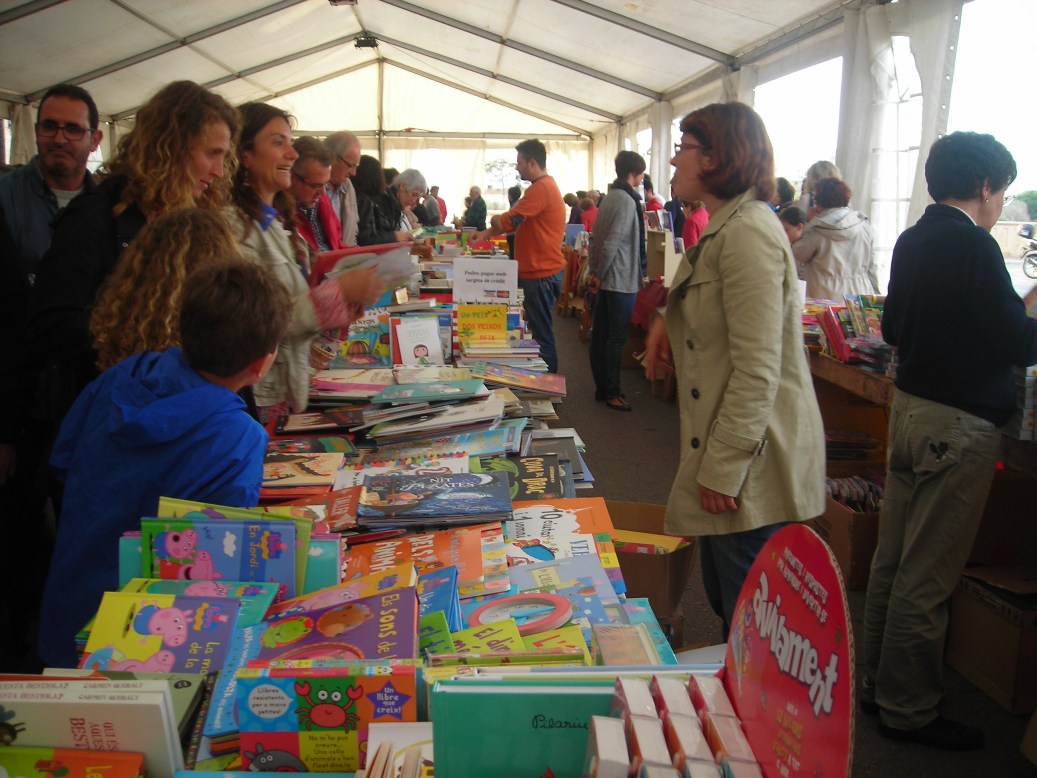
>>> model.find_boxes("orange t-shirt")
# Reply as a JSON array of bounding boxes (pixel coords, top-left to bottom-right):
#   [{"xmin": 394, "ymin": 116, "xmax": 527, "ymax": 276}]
[{"xmin": 499, "ymin": 174, "xmax": 566, "ymax": 279}]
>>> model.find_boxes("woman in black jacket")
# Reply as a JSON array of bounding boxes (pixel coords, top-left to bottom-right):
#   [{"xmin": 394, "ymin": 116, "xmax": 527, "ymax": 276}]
[{"xmin": 354, "ymin": 155, "xmax": 409, "ymax": 246}]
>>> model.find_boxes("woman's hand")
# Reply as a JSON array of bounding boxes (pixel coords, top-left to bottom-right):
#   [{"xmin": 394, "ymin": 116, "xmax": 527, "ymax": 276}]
[
  {"xmin": 700, "ymin": 485, "xmax": 738, "ymax": 514},
  {"xmin": 393, "ymin": 230, "xmax": 414, "ymax": 243},
  {"xmin": 336, "ymin": 265, "xmax": 383, "ymax": 307},
  {"xmin": 642, "ymin": 314, "xmax": 672, "ymax": 380},
  {"xmin": 586, "ymin": 273, "xmax": 601, "ymax": 294}
]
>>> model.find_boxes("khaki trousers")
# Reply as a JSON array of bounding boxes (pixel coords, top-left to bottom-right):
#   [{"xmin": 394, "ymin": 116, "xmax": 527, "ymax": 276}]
[{"xmin": 862, "ymin": 389, "xmax": 999, "ymax": 729}]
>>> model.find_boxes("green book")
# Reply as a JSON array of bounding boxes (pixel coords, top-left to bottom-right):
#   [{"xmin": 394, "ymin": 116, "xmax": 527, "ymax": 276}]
[{"xmin": 431, "ymin": 678, "xmax": 615, "ymax": 778}]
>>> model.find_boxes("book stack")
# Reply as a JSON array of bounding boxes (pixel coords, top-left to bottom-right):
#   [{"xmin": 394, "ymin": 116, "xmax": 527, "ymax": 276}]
[
  {"xmin": 357, "ymin": 472, "xmax": 513, "ymax": 527},
  {"xmin": 1005, "ymin": 363, "xmax": 1037, "ymax": 440},
  {"xmin": 521, "ymin": 427, "xmax": 593, "ymax": 490},
  {"xmin": 463, "ymin": 361, "xmax": 565, "ymax": 400}
]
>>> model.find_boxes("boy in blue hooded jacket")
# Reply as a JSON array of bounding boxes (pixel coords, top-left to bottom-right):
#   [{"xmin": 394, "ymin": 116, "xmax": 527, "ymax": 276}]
[{"xmin": 37, "ymin": 260, "xmax": 291, "ymax": 668}]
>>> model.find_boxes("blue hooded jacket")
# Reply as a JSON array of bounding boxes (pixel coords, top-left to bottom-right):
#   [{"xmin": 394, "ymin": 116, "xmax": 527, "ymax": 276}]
[{"xmin": 38, "ymin": 348, "xmax": 267, "ymax": 667}]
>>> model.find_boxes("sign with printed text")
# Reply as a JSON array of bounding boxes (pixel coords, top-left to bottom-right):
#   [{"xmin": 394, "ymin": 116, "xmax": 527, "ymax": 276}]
[
  {"xmin": 725, "ymin": 523, "xmax": 853, "ymax": 778},
  {"xmin": 451, "ymin": 257, "xmax": 517, "ymax": 303}
]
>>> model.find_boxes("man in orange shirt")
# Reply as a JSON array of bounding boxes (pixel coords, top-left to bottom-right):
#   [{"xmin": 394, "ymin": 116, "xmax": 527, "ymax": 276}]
[{"xmin": 473, "ymin": 139, "xmax": 566, "ymax": 372}]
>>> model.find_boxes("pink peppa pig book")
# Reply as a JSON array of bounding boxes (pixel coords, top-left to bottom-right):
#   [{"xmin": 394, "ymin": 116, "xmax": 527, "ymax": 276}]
[
  {"xmin": 139, "ymin": 517, "xmax": 298, "ymax": 598},
  {"xmin": 79, "ymin": 591, "xmax": 241, "ymax": 674}
]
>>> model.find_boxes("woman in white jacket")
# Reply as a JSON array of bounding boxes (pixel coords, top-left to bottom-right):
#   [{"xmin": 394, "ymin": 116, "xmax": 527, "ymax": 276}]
[{"xmin": 793, "ymin": 177, "xmax": 880, "ymax": 300}]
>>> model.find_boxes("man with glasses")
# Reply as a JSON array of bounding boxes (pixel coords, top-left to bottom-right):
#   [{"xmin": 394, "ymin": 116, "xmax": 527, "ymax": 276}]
[
  {"xmin": 290, "ymin": 137, "xmax": 341, "ymax": 253},
  {"xmin": 0, "ymin": 83, "xmax": 100, "ymax": 671},
  {"xmin": 0, "ymin": 83, "xmax": 102, "ymax": 284},
  {"xmin": 323, "ymin": 131, "xmax": 362, "ymax": 247}
]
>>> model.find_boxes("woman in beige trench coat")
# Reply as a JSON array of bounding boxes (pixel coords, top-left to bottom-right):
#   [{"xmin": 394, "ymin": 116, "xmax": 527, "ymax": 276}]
[{"xmin": 643, "ymin": 102, "xmax": 826, "ymax": 638}]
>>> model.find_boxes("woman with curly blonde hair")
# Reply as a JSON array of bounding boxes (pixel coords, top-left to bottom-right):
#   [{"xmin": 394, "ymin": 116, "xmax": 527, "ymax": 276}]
[
  {"xmin": 90, "ymin": 209, "xmax": 242, "ymax": 371},
  {"xmin": 27, "ymin": 80, "xmax": 240, "ymax": 418}
]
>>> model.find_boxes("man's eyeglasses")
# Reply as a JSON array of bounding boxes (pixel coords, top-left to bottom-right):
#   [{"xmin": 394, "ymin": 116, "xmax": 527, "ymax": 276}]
[
  {"xmin": 1003, "ymin": 193, "xmax": 1016, "ymax": 207},
  {"xmin": 36, "ymin": 120, "xmax": 93, "ymax": 141},
  {"xmin": 336, "ymin": 154, "xmax": 359, "ymax": 171},
  {"xmin": 674, "ymin": 142, "xmax": 709, "ymax": 155},
  {"xmin": 292, "ymin": 172, "xmax": 326, "ymax": 191}
]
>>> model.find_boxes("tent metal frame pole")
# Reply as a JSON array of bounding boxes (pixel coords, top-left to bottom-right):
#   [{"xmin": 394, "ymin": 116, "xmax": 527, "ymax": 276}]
[
  {"xmin": 377, "ymin": 58, "xmax": 385, "ymax": 160},
  {"xmin": 378, "ymin": 0, "xmax": 660, "ymax": 100}
]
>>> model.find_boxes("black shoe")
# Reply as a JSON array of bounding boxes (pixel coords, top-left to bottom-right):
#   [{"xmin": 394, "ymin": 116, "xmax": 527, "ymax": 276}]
[{"xmin": 878, "ymin": 716, "xmax": 984, "ymax": 751}]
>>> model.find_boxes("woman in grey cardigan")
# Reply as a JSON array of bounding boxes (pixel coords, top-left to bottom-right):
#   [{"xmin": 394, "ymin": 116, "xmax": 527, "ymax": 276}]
[{"xmin": 587, "ymin": 150, "xmax": 647, "ymax": 411}]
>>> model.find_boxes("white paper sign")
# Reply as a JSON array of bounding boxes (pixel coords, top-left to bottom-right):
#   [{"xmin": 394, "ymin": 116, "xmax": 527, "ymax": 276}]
[{"xmin": 451, "ymin": 257, "xmax": 518, "ymax": 304}]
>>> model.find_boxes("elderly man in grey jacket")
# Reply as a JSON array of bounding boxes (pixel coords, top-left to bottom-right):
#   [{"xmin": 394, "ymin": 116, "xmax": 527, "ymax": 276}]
[{"xmin": 587, "ymin": 150, "xmax": 647, "ymax": 411}]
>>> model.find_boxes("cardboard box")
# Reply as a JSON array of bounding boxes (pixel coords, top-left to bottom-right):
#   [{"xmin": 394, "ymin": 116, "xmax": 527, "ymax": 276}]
[
  {"xmin": 810, "ymin": 495, "xmax": 879, "ymax": 591},
  {"xmin": 946, "ymin": 566, "xmax": 1037, "ymax": 714},
  {"xmin": 605, "ymin": 500, "xmax": 696, "ymax": 620}
]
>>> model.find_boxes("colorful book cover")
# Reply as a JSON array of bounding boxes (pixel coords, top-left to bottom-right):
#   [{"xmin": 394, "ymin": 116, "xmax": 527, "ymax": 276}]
[
  {"xmin": 365, "ymin": 722, "xmax": 434, "ymax": 778},
  {"xmin": 140, "ymin": 517, "xmax": 298, "ymax": 599},
  {"xmin": 0, "ymin": 682, "xmax": 183, "ymax": 778},
  {"xmin": 80, "ymin": 591, "xmax": 241, "ymax": 674},
  {"xmin": 372, "ymin": 379, "xmax": 486, "ymax": 404},
  {"xmin": 357, "ymin": 472, "xmax": 512, "ymax": 524},
  {"xmin": 465, "ymin": 360, "xmax": 567, "ymax": 397},
  {"xmin": 121, "ymin": 578, "xmax": 279, "ymax": 626},
  {"xmin": 262, "ymin": 453, "xmax": 344, "ymax": 488},
  {"xmin": 282, "ymin": 486, "xmax": 362, "ymax": 533},
  {"xmin": 505, "ymin": 554, "xmax": 627, "ymax": 646},
  {"xmin": 236, "ymin": 665, "xmax": 419, "ymax": 772},
  {"xmin": 448, "ymin": 619, "xmax": 524, "ymax": 654},
  {"xmin": 470, "ymin": 453, "xmax": 564, "ymax": 501},
  {"xmin": 430, "ymin": 679, "xmax": 614, "ymax": 778},
  {"xmin": 309, "ymin": 368, "xmax": 395, "ymax": 400},
  {"xmin": 0, "ymin": 745, "xmax": 144, "ymax": 778},
  {"xmin": 418, "ymin": 611, "xmax": 454, "ymax": 659},
  {"xmin": 417, "ymin": 565, "xmax": 462, "ymax": 632},
  {"xmin": 154, "ymin": 499, "xmax": 310, "ymax": 597},
  {"xmin": 344, "ymin": 526, "xmax": 486, "ymax": 587},
  {"xmin": 504, "ymin": 532, "xmax": 597, "ymax": 566},
  {"xmin": 365, "ymin": 395, "xmax": 505, "ymax": 442},
  {"xmin": 509, "ymin": 498, "xmax": 625, "ymax": 595},
  {"xmin": 523, "ymin": 624, "xmax": 592, "ymax": 665},
  {"xmin": 335, "ymin": 452, "xmax": 470, "ymax": 489},
  {"xmin": 392, "ymin": 314, "xmax": 445, "ymax": 366},
  {"xmin": 265, "ymin": 434, "xmax": 358, "ymax": 457},
  {"xmin": 203, "ymin": 590, "xmax": 419, "ymax": 739},
  {"xmin": 456, "ymin": 522, "xmax": 510, "ymax": 600},
  {"xmin": 265, "ymin": 562, "xmax": 418, "ymax": 620},
  {"xmin": 455, "ymin": 303, "xmax": 509, "ymax": 346}
]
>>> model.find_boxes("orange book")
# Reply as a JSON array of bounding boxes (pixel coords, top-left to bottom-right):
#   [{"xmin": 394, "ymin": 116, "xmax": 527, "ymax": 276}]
[{"xmin": 344, "ymin": 524, "xmax": 488, "ymax": 587}]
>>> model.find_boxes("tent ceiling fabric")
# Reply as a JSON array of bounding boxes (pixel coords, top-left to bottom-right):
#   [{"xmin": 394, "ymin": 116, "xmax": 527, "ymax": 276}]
[{"xmin": 0, "ymin": 0, "xmax": 849, "ymax": 137}]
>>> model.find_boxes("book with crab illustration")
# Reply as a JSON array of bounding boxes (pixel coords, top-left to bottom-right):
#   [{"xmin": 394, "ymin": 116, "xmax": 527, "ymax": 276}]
[{"xmin": 235, "ymin": 664, "xmax": 419, "ymax": 772}]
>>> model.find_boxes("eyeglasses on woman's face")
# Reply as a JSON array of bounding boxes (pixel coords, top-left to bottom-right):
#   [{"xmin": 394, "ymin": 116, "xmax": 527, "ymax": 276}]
[{"xmin": 673, "ymin": 142, "xmax": 709, "ymax": 156}]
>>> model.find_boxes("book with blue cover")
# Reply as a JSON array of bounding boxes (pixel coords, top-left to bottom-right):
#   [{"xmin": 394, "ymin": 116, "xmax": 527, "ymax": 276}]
[
  {"xmin": 417, "ymin": 565, "xmax": 462, "ymax": 632},
  {"xmin": 358, "ymin": 472, "xmax": 512, "ymax": 526},
  {"xmin": 140, "ymin": 517, "xmax": 298, "ymax": 598},
  {"xmin": 371, "ymin": 379, "xmax": 486, "ymax": 404}
]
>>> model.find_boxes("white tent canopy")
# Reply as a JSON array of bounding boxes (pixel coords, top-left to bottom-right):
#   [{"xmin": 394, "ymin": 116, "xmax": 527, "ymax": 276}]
[{"xmin": 0, "ymin": 0, "xmax": 968, "ymax": 274}]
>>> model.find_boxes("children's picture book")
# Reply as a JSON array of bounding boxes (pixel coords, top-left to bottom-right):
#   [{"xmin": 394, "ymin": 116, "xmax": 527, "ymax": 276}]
[
  {"xmin": 393, "ymin": 366, "xmax": 473, "ymax": 384},
  {"xmin": 470, "ymin": 453, "xmax": 565, "ymax": 501},
  {"xmin": 0, "ymin": 745, "xmax": 145, "ymax": 778},
  {"xmin": 364, "ymin": 722, "xmax": 434, "ymax": 778},
  {"xmin": 357, "ymin": 472, "xmax": 512, "ymax": 525},
  {"xmin": 203, "ymin": 591, "xmax": 419, "ymax": 740},
  {"xmin": 140, "ymin": 517, "xmax": 298, "ymax": 598},
  {"xmin": 371, "ymin": 379, "xmax": 486, "ymax": 405},
  {"xmin": 455, "ymin": 303, "xmax": 509, "ymax": 346},
  {"xmin": 236, "ymin": 665, "xmax": 419, "ymax": 772},
  {"xmin": 282, "ymin": 486, "xmax": 362, "ymax": 533},
  {"xmin": 262, "ymin": 453, "xmax": 344, "ymax": 488},
  {"xmin": 334, "ymin": 452, "xmax": 470, "ymax": 490},
  {"xmin": 118, "ymin": 578, "xmax": 280, "ymax": 627},
  {"xmin": 344, "ymin": 525, "xmax": 487, "ymax": 588},
  {"xmin": 465, "ymin": 360, "xmax": 567, "ymax": 397},
  {"xmin": 310, "ymin": 368, "xmax": 396, "ymax": 401},
  {"xmin": 417, "ymin": 565, "xmax": 462, "ymax": 632},
  {"xmin": 508, "ymin": 497, "xmax": 625, "ymax": 595},
  {"xmin": 154, "ymin": 499, "xmax": 311, "ymax": 597},
  {"xmin": 264, "ymin": 562, "xmax": 418, "ymax": 619},
  {"xmin": 0, "ymin": 680, "xmax": 183, "ymax": 778},
  {"xmin": 392, "ymin": 315, "xmax": 445, "ymax": 366},
  {"xmin": 430, "ymin": 679, "xmax": 614, "ymax": 778},
  {"xmin": 456, "ymin": 522, "xmax": 509, "ymax": 600},
  {"xmin": 266, "ymin": 434, "xmax": 358, "ymax": 457},
  {"xmin": 80, "ymin": 591, "xmax": 241, "ymax": 674}
]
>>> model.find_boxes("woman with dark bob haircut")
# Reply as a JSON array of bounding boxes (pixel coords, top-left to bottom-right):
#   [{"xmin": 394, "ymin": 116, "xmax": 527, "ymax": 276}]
[{"xmin": 643, "ymin": 102, "xmax": 825, "ymax": 637}]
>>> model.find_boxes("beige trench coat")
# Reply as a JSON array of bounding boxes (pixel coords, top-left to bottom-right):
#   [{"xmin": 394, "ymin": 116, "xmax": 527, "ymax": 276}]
[{"xmin": 663, "ymin": 190, "xmax": 826, "ymax": 537}]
